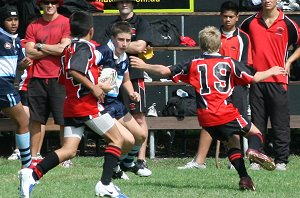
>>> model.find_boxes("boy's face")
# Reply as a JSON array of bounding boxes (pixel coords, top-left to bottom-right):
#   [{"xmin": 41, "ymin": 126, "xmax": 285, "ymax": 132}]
[
  {"xmin": 220, "ymin": 10, "xmax": 239, "ymax": 31},
  {"xmin": 40, "ymin": 1, "xmax": 59, "ymax": 15},
  {"xmin": 4, "ymin": 17, "xmax": 19, "ymax": 34},
  {"xmin": 112, "ymin": 32, "xmax": 131, "ymax": 55},
  {"xmin": 117, "ymin": 1, "xmax": 134, "ymax": 15}
]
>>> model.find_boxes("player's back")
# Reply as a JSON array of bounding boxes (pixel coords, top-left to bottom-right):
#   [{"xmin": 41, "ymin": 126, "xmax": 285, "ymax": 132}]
[{"xmin": 188, "ymin": 55, "xmax": 240, "ymax": 127}]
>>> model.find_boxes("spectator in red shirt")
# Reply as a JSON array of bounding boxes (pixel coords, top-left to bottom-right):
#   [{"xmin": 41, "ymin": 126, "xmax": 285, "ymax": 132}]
[
  {"xmin": 240, "ymin": 0, "xmax": 300, "ymax": 171},
  {"xmin": 25, "ymin": 0, "xmax": 71, "ymax": 166}
]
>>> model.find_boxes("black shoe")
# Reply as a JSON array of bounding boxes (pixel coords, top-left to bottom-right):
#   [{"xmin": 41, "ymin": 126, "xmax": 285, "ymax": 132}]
[
  {"xmin": 120, "ymin": 162, "xmax": 152, "ymax": 177},
  {"xmin": 239, "ymin": 176, "xmax": 256, "ymax": 191},
  {"xmin": 135, "ymin": 159, "xmax": 149, "ymax": 169},
  {"xmin": 112, "ymin": 165, "xmax": 129, "ymax": 180}
]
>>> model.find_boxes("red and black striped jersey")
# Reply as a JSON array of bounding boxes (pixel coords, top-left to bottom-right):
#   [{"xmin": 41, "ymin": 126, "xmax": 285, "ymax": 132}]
[
  {"xmin": 170, "ymin": 54, "xmax": 255, "ymax": 127},
  {"xmin": 60, "ymin": 39, "xmax": 100, "ymax": 118},
  {"xmin": 219, "ymin": 27, "xmax": 253, "ymax": 66}
]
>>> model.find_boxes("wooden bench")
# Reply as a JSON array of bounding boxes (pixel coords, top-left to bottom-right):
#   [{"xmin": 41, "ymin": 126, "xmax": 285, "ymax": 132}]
[
  {"xmin": 2, "ymin": 80, "xmax": 300, "ymax": 158},
  {"xmin": 1, "ymin": 115, "xmax": 300, "ymax": 159},
  {"xmin": 146, "ymin": 115, "xmax": 300, "ymax": 159}
]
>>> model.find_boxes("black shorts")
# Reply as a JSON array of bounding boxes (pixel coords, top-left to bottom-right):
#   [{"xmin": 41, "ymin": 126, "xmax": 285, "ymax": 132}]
[
  {"xmin": 28, "ymin": 78, "xmax": 65, "ymax": 125},
  {"xmin": 19, "ymin": 90, "xmax": 29, "ymax": 107},
  {"xmin": 119, "ymin": 78, "xmax": 146, "ymax": 113},
  {"xmin": 204, "ymin": 115, "xmax": 251, "ymax": 141}
]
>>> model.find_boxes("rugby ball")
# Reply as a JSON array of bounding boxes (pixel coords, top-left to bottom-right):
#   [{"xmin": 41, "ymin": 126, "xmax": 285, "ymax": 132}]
[{"xmin": 98, "ymin": 68, "xmax": 117, "ymax": 87}]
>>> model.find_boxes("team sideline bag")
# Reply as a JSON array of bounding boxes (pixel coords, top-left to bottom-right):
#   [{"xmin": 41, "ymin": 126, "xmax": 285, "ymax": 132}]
[
  {"xmin": 162, "ymin": 89, "xmax": 197, "ymax": 119},
  {"xmin": 150, "ymin": 19, "xmax": 181, "ymax": 47}
]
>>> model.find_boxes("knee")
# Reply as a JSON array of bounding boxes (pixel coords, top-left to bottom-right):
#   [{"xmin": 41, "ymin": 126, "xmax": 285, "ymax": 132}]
[
  {"xmin": 17, "ymin": 119, "xmax": 29, "ymax": 133},
  {"xmin": 135, "ymin": 133, "xmax": 146, "ymax": 145},
  {"xmin": 124, "ymin": 134, "xmax": 135, "ymax": 147}
]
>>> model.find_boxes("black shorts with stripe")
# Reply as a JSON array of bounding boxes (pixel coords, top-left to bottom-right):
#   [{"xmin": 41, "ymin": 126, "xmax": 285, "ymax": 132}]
[{"xmin": 204, "ymin": 115, "xmax": 251, "ymax": 141}]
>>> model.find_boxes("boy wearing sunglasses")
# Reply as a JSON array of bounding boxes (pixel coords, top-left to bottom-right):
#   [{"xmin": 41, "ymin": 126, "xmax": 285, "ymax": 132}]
[{"xmin": 24, "ymin": 0, "xmax": 71, "ymax": 166}]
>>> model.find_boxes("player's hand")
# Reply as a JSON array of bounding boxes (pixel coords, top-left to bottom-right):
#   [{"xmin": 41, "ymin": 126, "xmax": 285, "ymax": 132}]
[
  {"xmin": 130, "ymin": 56, "xmax": 146, "ymax": 69},
  {"xmin": 98, "ymin": 77, "xmax": 116, "ymax": 93},
  {"xmin": 22, "ymin": 57, "xmax": 33, "ymax": 67},
  {"xmin": 270, "ymin": 66, "xmax": 287, "ymax": 76},
  {"xmin": 129, "ymin": 91, "xmax": 140, "ymax": 102},
  {"xmin": 18, "ymin": 57, "xmax": 33, "ymax": 70},
  {"xmin": 91, "ymin": 85, "xmax": 106, "ymax": 103}
]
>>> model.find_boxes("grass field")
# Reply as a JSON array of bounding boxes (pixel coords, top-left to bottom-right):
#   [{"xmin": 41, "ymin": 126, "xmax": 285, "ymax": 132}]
[{"xmin": 1, "ymin": 155, "xmax": 300, "ymax": 198}]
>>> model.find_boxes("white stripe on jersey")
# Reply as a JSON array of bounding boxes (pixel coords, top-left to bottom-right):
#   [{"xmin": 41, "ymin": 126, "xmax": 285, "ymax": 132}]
[{"xmin": 0, "ymin": 56, "xmax": 18, "ymax": 77}]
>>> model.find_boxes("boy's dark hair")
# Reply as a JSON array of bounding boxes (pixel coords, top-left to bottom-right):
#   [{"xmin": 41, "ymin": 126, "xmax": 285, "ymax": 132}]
[
  {"xmin": 70, "ymin": 11, "xmax": 93, "ymax": 38},
  {"xmin": 111, "ymin": 21, "xmax": 132, "ymax": 38},
  {"xmin": 220, "ymin": 1, "xmax": 239, "ymax": 15}
]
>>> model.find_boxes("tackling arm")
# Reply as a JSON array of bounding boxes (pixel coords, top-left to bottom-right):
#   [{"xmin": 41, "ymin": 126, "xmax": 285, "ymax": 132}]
[{"xmin": 130, "ymin": 56, "xmax": 172, "ymax": 77}]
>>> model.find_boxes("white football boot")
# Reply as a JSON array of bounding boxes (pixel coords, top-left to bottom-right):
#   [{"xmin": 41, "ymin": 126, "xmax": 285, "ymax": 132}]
[
  {"xmin": 18, "ymin": 168, "xmax": 37, "ymax": 198},
  {"xmin": 95, "ymin": 181, "xmax": 128, "ymax": 198}
]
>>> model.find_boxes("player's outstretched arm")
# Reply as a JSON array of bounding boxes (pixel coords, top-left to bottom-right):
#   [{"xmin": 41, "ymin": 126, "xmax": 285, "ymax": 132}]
[
  {"xmin": 253, "ymin": 66, "xmax": 287, "ymax": 83},
  {"xmin": 130, "ymin": 56, "xmax": 172, "ymax": 77}
]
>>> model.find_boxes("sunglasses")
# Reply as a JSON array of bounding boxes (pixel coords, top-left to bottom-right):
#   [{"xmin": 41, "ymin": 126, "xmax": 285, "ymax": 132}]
[{"xmin": 41, "ymin": 1, "xmax": 59, "ymax": 5}]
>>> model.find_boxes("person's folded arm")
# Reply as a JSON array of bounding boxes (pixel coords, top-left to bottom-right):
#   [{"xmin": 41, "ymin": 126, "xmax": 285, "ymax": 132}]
[{"xmin": 38, "ymin": 37, "xmax": 71, "ymax": 56}]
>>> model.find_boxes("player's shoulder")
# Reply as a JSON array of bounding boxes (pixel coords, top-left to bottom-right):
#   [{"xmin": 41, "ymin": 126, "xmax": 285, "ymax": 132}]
[{"xmin": 96, "ymin": 45, "xmax": 113, "ymax": 58}]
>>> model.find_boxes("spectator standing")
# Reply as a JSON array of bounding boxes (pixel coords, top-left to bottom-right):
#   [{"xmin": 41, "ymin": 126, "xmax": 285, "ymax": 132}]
[
  {"xmin": 0, "ymin": 4, "xmax": 33, "ymax": 168},
  {"xmin": 24, "ymin": 0, "xmax": 71, "ymax": 166},
  {"xmin": 130, "ymin": 26, "xmax": 284, "ymax": 191},
  {"xmin": 18, "ymin": 11, "xmax": 130, "ymax": 198},
  {"xmin": 178, "ymin": 1, "xmax": 253, "ymax": 170},
  {"xmin": 240, "ymin": 0, "xmax": 300, "ymax": 171},
  {"xmin": 104, "ymin": 0, "xmax": 152, "ymax": 176}
]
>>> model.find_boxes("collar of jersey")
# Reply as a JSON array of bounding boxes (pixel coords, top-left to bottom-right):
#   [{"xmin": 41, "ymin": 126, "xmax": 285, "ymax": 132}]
[
  {"xmin": 107, "ymin": 39, "xmax": 127, "ymax": 64},
  {"xmin": 256, "ymin": 8, "xmax": 284, "ymax": 21},
  {"xmin": 0, "ymin": 27, "xmax": 18, "ymax": 39},
  {"xmin": 203, "ymin": 52, "xmax": 221, "ymax": 56}
]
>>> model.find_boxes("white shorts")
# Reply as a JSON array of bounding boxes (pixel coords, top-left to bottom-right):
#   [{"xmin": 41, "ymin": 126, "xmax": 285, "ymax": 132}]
[{"xmin": 64, "ymin": 113, "xmax": 115, "ymax": 139}]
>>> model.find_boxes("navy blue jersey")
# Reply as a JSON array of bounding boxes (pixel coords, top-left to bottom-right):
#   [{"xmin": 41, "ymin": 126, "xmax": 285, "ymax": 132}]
[
  {"xmin": 0, "ymin": 28, "xmax": 24, "ymax": 94},
  {"xmin": 96, "ymin": 40, "xmax": 129, "ymax": 98}
]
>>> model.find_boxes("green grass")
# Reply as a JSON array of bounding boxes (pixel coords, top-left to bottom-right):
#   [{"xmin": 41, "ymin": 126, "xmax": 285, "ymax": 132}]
[{"xmin": 1, "ymin": 156, "xmax": 300, "ymax": 198}]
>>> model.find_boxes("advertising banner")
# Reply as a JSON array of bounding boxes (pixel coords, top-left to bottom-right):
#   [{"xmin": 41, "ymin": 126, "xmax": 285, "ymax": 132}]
[{"xmin": 99, "ymin": 0, "xmax": 194, "ymax": 13}]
